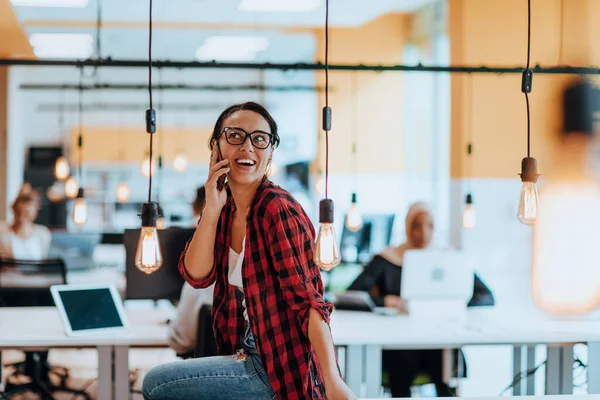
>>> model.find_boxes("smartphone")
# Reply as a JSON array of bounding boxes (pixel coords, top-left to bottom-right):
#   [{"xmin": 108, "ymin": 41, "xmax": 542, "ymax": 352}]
[{"xmin": 214, "ymin": 141, "xmax": 226, "ymax": 191}]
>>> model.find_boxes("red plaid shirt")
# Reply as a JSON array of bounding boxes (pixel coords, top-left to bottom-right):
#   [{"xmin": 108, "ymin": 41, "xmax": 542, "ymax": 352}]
[{"xmin": 179, "ymin": 178, "xmax": 334, "ymax": 399}]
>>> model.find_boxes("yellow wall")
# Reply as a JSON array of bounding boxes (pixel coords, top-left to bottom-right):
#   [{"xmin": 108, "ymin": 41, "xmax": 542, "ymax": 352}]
[
  {"xmin": 1, "ymin": 1, "xmax": 34, "ymax": 58},
  {"xmin": 313, "ymin": 14, "xmax": 408, "ymax": 174},
  {"xmin": 69, "ymin": 126, "xmax": 212, "ymax": 164},
  {"xmin": 450, "ymin": 0, "xmax": 600, "ymax": 179}
]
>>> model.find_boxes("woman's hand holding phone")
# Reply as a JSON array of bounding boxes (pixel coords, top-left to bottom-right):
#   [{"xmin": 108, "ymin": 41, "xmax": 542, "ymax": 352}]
[{"xmin": 204, "ymin": 145, "xmax": 229, "ymax": 218}]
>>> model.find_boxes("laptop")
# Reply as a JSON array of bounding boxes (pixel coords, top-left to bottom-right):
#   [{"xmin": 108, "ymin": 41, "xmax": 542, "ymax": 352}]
[
  {"xmin": 334, "ymin": 291, "xmax": 399, "ymax": 316},
  {"xmin": 401, "ymin": 250, "xmax": 474, "ymax": 303},
  {"xmin": 50, "ymin": 283, "xmax": 129, "ymax": 336}
]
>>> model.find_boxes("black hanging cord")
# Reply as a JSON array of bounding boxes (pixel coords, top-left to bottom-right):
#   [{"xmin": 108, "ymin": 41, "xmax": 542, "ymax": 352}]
[
  {"xmin": 558, "ymin": 0, "xmax": 565, "ymax": 64},
  {"xmin": 526, "ymin": 0, "xmax": 531, "ymax": 70},
  {"xmin": 324, "ymin": 0, "xmax": 330, "ymax": 200},
  {"xmin": 146, "ymin": 0, "xmax": 155, "ymax": 204},
  {"xmin": 96, "ymin": 0, "xmax": 102, "ymax": 59},
  {"xmin": 522, "ymin": 0, "xmax": 533, "ymax": 159},
  {"xmin": 58, "ymin": 87, "xmax": 64, "ymax": 132},
  {"xmin": 351, "ymin": 72, "xmax": 358, "ymax": 181},
  {"xmin": 77, "ymin": 66, "xmax": 84, "ymax": 183}
]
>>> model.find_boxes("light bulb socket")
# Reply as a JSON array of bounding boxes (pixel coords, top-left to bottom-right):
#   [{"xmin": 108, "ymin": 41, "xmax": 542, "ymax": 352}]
[
  {"xmin": 76, "ymin": 188, "xmax": 84, "ymax": 199},
  {"xmin": 519, "ymin": 157, "xmax": 539, "ymax": 183},
  {"xmin": 521, "ymin": 69, "xmax": 533, "ymax": 94},
  {"xmin": 322, "ymin": 106, "xmax": 332, "ymax": 131},
  {"xmin": 319, "ymin": 198, "xmax": 334, "ymax": 224},
  {"xmin": 465, "ymin": 193, "xmax": 473, "ymax": 205},
  {"xmin": 351, "ymin": 192, "xmax": 357, "ymax": 204},
  {"xmin": 140, "ymin": 201, "xmax": 159, "ymax": 227},
  {"xmin": 146, "ymin": 109, "xmax": 156, "ymax": 134},
  {"xmin": 157, "ymin": 204, "xmax": 164, "ymax": 218}
]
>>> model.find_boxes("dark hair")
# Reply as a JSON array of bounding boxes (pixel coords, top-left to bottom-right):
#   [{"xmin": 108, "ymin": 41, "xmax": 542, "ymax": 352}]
[
  {"xmin": 192, "ymin": 186, "xmax": 206, "ymax": 215},
  {"xmin": 12, "ymin": 182, "xmax": 41, "ymax": 210},
  {"xmin": 209, "ymin": 102, "xmax": 280, "ymax": 150}
]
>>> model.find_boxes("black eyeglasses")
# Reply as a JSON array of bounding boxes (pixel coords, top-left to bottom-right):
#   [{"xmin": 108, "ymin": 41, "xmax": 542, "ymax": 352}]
[{"xmin": 220, "ymin": 127, "xmax": 274, "ymax": 150}]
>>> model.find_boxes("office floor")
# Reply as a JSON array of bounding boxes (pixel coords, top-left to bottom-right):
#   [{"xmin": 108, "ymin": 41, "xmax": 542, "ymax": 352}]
[{"xmin": 2, "ymin": 348, "xmax": 179, "ymax": 399}]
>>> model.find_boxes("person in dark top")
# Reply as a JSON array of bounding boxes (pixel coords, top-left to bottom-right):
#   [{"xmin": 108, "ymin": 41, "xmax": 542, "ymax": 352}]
[{"xmin": 348, "ymin": 202, "xmax": 494, "ymax": 397}]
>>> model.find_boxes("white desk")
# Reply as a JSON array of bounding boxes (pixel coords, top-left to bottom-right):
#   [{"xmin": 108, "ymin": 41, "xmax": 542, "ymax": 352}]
[
  {"xmin": 360, "ymin": 397, "xmax": 600, "ymax": 400},
  {"xmin": 1, "ymin": 306, "xmax": 599, "ymax": 399}
]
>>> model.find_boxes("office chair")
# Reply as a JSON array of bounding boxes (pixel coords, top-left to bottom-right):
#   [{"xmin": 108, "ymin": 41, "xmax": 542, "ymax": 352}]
[
  {"xmin": 0, "ymin": 257, "xmax": 91, "ymax": 400},
  {"xmin": 194, "ymin": 304, "xmax": 218, "ymax": 359}
]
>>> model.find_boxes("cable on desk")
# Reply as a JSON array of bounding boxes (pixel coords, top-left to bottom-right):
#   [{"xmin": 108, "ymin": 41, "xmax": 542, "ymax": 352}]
[{"xmin": 498, "ymin": 359, "xmax": 546, "ymax": 396}]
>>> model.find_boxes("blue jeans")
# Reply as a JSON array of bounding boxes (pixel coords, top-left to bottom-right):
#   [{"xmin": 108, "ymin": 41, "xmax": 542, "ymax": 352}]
[{"xmin": 143, "ymin": 326, "xmax": 275, "ymax": 400}]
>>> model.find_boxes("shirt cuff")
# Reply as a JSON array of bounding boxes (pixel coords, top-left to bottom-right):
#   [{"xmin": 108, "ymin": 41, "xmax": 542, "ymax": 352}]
[
  {"xmin": 177, "ymin": 245, "xmax": 216, "ymax": 289},
  {"xmin": 297, "ymin": 293, "xmax": 334, "ymax": 338}
]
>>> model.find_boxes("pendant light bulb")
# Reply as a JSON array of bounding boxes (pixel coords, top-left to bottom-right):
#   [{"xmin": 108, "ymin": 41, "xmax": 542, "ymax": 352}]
[
  {"xmin": 54, "ymin": 156, "xmax": 70, "ymax": 181},
  {"xmin": 532, "ymin": 110, "xmax": 600, "ymax": 315},
  {"xmin": 314, "ymin": 199, "xmax": 341, "ymax": 271},
  {"xmin": 72, "ymin": 188, "xmax": 87, "ymax": 226},
  {"xmin": 65, "ymin": 177, "xmax": 79, "ymax": 198},
  {"xmin": 345, "ymin": 193, "xmax": 363, "ymax": 232},
  {"xmin": 116, "ymin": 182, "xmax": 130, "ymax": 203},
  {"xmin": 462, "ymin": 194, "xmax": 476, "ymax": 229},
  {"xmin": 518, "ymin": 157, "xmax": 540, "ymax": 226},
  {"xmin": 141, "ymin": 157, "xmax": 156, "ymax": 177},
  {"xmin": 46, "ymin": 183, "xmax": 65, "ymax": 203},
  {"xmin": 173, "ymin": 153, "xmax": 188, "ymax": 172},
  {"xmin": 135, "ymin": 202, "xmax": 163, "ymax": 274}
]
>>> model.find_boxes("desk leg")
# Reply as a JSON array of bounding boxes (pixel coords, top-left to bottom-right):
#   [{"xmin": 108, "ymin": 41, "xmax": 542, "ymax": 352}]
[
  {"xmin": 364, "ymin": 345, "xmax": 382, "ymax": 398},
  {"xmin": 114, "ymin": 346, "xmax": 130, "ymax": 400},
  {"xmin": 97, "ymin": 346, "xmax": 113, "ymax": 400},
  {"xmin": 588, "ymin": 342, "xmax": 600, "ymax": 394},
  {"xmin": 546, "ymin": 346, "xmax": 573, "ymax": 395},
  {"xmin": 345, "ymin": 345, "xmax": 363, "ymax": 397},
  {"xmin": 0, "ymin": 350, "xmax": 4, "ymax": 392},
  {"xmin": 513, "ymin": 345, "xmax": 522, "ymax": 396},
  {"xmin": 526, "ymin": 345, "xmax": 536, "ymax": 395}
]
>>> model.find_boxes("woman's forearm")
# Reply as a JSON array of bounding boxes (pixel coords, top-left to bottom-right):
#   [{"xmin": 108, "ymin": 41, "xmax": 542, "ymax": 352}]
[
  {"xmin": 183, "ymin": 213, "xmax": 220, "ymax": 281},
  {"xmin": 307, "ymin": 308, "xmax": 341, "ymax": 384}
]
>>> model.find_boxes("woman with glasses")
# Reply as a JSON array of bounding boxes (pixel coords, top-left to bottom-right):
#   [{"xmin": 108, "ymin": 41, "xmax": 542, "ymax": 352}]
[{"xmin": 143, "ymin": 102, "xmax": 356, "ymax": 400}]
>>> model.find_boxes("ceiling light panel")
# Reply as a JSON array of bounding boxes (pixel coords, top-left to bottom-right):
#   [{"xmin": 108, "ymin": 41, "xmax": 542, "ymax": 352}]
[
  {"xmin": 238, "ymin": 0, "xmax": 322, "ymax": 12},
  {"xmin": 196, "ymin": 36, "xmax": 270, "ymax": 62},
  {"xmin": 11, "ymin": 0, "xmax": 88, "ymax": 7},
  {"xmin": 29, "ymin": 33, "xmax": 94, "ymax": 59}
]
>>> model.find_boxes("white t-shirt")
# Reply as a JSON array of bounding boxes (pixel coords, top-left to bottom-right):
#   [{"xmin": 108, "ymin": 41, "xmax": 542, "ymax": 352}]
[
  {"xmin": 228, "ymin": 238, "xmax": 249, "ymax": 324},
  {"xmin": 0, "ymin": 222, "xmax": 52, "ymax": 260}
]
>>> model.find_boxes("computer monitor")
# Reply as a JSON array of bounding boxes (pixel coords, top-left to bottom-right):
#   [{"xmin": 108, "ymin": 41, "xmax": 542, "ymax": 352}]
[
  {"xmin": 340, "ymin": 213, "xmax": 395, "ymax": 264},
  {"xmin": 124, "ymin": 227, "xmax": 194, "ymax": 302}
]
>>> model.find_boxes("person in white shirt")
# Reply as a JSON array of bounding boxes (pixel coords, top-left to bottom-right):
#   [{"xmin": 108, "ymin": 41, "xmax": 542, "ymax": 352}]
[
  {"xmin": 168, "ymin": 282, "xmax": 215, "ymax": 356},
  {"xmin": 168, "ymin": 185, "xmax": 215, "ymax": 357},
  {"xmin": 0, "ymin": 182, "xmax": 51, "ymax": 260}
]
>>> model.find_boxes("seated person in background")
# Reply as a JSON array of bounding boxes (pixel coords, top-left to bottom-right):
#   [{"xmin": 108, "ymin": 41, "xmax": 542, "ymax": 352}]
[
  {"xmin": 168, "ymin": 185, "xmax": 215, "ymax": 358},
  {"xmin": 168, "ymin": 282, "xmax": 215, "ymax": 357},
  {"xmin": 0, "ymin": 182, "xmax": 51, "ymax": 260},
  {"xmin": 348, "ymin": 201, "xmax": 494, "ymax": 397}
]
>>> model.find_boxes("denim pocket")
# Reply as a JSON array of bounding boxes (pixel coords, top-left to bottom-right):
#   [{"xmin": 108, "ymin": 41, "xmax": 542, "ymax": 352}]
[{"xmin": 251, "ymin": 355, "xmax": 274, "ymax": 394}]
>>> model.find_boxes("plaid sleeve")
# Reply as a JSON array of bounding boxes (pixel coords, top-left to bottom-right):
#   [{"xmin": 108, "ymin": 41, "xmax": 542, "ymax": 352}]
[
  {"xmin": 177, "ymin": 236, "xmax": 217, "ymax": 289},
  {"xmin": 267, "ymin": 204, "xmax": 333, "ymax": 337}
]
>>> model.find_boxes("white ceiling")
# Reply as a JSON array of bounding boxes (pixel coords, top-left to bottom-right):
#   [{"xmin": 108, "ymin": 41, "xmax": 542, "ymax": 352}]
[
  {"xmin": 9, "ymin": 0, "xmax": 437, "ymax": 167},
  {"xmin": 12, "ymin": 0, "xmax": 437, "ymax": 28}
]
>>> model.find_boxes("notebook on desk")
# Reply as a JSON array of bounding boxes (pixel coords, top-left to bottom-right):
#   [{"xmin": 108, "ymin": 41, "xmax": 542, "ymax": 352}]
[{"xmin": 50, "ymin": 283, "xmax": 129, "ymax": 336}]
